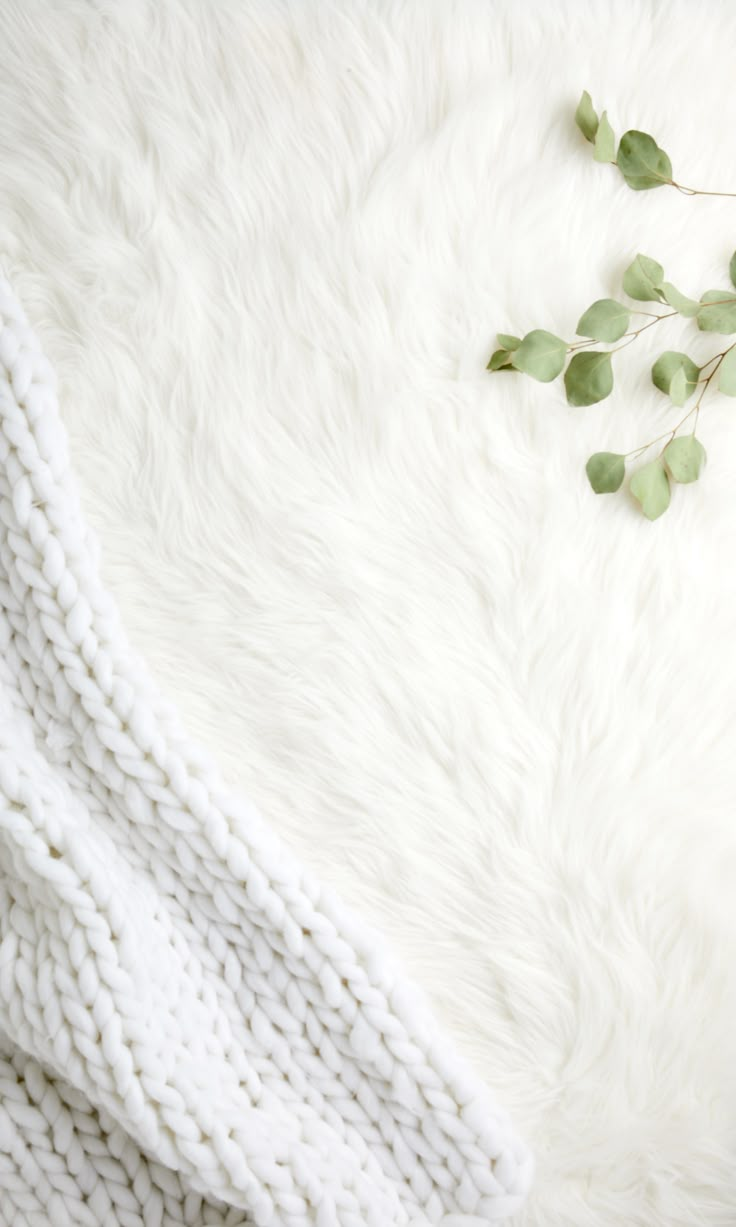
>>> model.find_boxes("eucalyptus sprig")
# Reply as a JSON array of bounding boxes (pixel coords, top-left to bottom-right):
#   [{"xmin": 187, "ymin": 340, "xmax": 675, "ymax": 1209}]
[
  {"xmin": 487, "ymin": 249, "xmax": 736, "ymax": 519},
  {"xmin": 575, "ymin": 90, "xmax": 736, "ymax": 197}
]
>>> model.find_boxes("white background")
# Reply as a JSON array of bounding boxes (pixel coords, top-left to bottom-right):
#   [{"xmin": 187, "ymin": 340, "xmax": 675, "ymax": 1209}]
[{"xmin": 2, "ymin": 2, "xmax": 735, "ymax": 1222}]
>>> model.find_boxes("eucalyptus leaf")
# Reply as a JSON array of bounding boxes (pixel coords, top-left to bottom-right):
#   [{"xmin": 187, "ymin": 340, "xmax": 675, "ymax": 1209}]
[
  {"xmin": 730, "ymin": 251, "xmax": 736, "ymax": 292},
  {"xmin": 664, "ymin": 435, "xmax": 706, "ymax": 484},
  {"xmin": 719, "ymin": 346, "xmax": 736, "ymax": 396},
  {"xmin": 697, "ymin": 290, "xmax": 736, "ymax": 334},
  {"xmin": 593, "ymin": 111, "xmax": 616, "ymax": 163},
  {"xmin": 630, "ymin": 459, "xmax": 671, "ymax": 520},
  {"xmin": 622, "ymin": 253, "xmax": 665, "ymax": 302},
  {"xmin": 511, "ymin": 330, "xmax": 568, "ymax": 382},
  {"xmin": 564, "ymin": 351, "xmax": 614, "ymax": 406},
  {"xmin": 616, "ymin": 130, "xmax": 673, "ymax": 191},
  {"xmin": 669, "ymin": 366, "xmax": 689, "ymax": 407},
  {"xmin": 487, "ymin": 348, "xmax": 513, "ymax": 371},
  {"xmin": 651, "ymin": 351, "xmax": 699, "ymax": 401},
  {"xmin": 575, "ymin": 90, "xmax": 599, "ymax": 143},
  {"xmin": 576, "ymin": 299, "xmax": 630, "ymax": 342},
  {"xmin": 585, "ymin": 452, "xmax": 626, "ymax": 494},
  {"xmin": 497, "ymin": 334, "xmax": 521, "ymax": 351},
  {"xmin": 660, "ymin": 282, "xmax": 700, "ymax": 318}
]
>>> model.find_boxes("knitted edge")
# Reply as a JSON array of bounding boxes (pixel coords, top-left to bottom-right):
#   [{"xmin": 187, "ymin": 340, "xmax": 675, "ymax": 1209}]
[{"xmin": 0, "ymin": 277, "xmax": 533, "ymax": 1225}]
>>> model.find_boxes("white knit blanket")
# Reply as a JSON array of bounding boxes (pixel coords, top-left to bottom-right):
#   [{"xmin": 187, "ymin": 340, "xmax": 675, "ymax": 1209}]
[{"xmin": 0, "ymin": 280, "xmax": 531, "ymax": 1224}]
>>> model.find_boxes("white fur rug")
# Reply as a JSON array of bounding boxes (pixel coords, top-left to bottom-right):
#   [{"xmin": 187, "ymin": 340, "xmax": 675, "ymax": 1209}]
[{"xmin": 2, "ymin": 1, "xmax": 735, "ymax": 1224}]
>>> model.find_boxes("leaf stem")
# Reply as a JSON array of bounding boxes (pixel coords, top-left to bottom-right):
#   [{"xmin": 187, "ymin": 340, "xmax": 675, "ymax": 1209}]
[
  {"xmin": 689, "ymin": 345, "xmax": 733, "ymax": 434},
  {"xmin": 695, "ymin": 345, "xmax": 733, "ymax": 380},
  {"xmin": 625, "ymin": 406, "xmax": 697, "ymax": 459},
  {"xmin": 624, "ymin": 341, "xmax": 736, "ymax": 460},
  {"xmin": 670, "ymin": 180, "xmax": 736, "ymax": 199},
  {"xmin": 611, "ymin": 310, "xmax": 679, "ymax": 352},
  {"xmin": 567, "ymin": 336, "xmax": 600, "ymax": 352},
  {"xmin": 568, "ymin": 309, "xmax": 677, "ymax": 355}
]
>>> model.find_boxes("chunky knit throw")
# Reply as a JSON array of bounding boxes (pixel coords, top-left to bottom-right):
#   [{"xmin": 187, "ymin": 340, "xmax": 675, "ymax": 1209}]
[{"xmin": 0, "ymin": 280, "xmax": 532, "ymax": 1227}]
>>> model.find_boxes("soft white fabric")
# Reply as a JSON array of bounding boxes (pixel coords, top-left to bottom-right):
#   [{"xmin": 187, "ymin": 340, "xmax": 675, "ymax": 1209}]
[
  {"xmin": 1, "ymin": 2, "xmax": 736, "ymax": 1225},
  {"xmin": 0, "ymin": 285, "xmax": 531, "ymax": 1222}
]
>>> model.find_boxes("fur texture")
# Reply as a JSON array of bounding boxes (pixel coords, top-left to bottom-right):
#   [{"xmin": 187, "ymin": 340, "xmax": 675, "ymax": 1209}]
[
  {"xmin": 0, "ymin": 279, "xmax": 532, "ymax": 1226},
  {"xmin": 1, "ymin": 1, "xmax": 735, "ymax": 1223}
]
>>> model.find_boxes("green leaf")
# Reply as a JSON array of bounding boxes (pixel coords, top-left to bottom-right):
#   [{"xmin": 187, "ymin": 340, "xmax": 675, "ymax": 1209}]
[
  {"xmin": 664, "ymin": 435, "xmax": 706, "ymax": 484},
  {"xmin": 719, "ymin": 346, "xmax": 736, "ymax": 395},
  {"xmin": 576, "ymin": 299, "xmax": 630, "ymax": 342},
  {"xmin": 669, "ymin": 366, "xmax": 688, "ymax": 407},
  {"xmin": 660, "ymin": 282, "xmax": 700, "ymax": 318},
  {"xmin": 593, "ymin": 111, "xmax": 615, "ymax": 163},
  {"xmin": 730, "ymin": 251, "xmax": 736, "ymax": 292},
  {"xmin": 697, "ymin": 290, "xmax": 736, "ymax": 334},
  {"xmin": 564, "ymin": 351, "xmax": 614, "ymax": 406},
  {"xmin": 630, "ymin": 459, "xmax": 671, "ymax": 520},
  {"xmin": 487, "ymin": 348, "xmax": 513, "ymax": 371},
  {"xmin": 510, "ymin": 330, "xmax": 568, "ymax": 382},
  {"xmin": 622, "ymin": 253, "xmax": 665, "ymax": 302},
  {"xmin": 585, "ymin": 452, "xmax": 626, "ymax": 494},
  {"xmin": 651, "ymin": 351, "xmax": 699, "ymax": 401},
  {"xmin": 497, "ymin": 334, "xmax": 521, "ymax": 351},
  {"xmin": 616, "ymin": 130, "xmax": 673, "ymax": 191},
  {"xmin": 575, "ymin": 90, "xmax": 599, "ymax": 143}
]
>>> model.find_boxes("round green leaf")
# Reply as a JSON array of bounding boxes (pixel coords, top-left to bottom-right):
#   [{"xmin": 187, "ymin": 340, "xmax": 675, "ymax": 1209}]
[
  {"xmin": 616, "ymin": 130, "xmax": 673, "ymax": 191},
  {"xmin": 585, "ymin": 452, "xmax": 626, "ymax": 494},
  {"xmin": 593, "ymin": 111, "xmax": 616, "ymax": 163},
  {"xmin": 576, "ymin": 299, "xmax": 630, "ymax": 342},
  {"xmin": 564, "ymin": 351, "xmax": 614, "ymax": 406},
  {"xmin": 630, "ymin": 459, "xmax": 671, "ymax": 520},
  {"xmin": 730, "ymin": 251, "xmax": 736, "ymax": 292},
  {"xmin": 622, "ymin": 253, "xmax": 665, "ymax": 302},
  {"xmin": 719, "ymin": 346, "xmax": 736, "ymax": 396},
  {"xmin": 651, "ymin": 351, "xmax": 699, "ymax": 401},
  {"xmin": 511, "ymin": 330, "xmax": 567, "ymax": 382},
  {"xmin": 660, "ymin": 282, "xmax": 700, "ymax": 318},
  {"xmin": 487, "ymin": 348, "xmax": 513, "ymax": 371},
  {"xmin": 575, "ymin": 90, "xmax": 599, "ymax": 143},
  {"xmin": 663, "ymin": 435, "xmax": 706, "ymax": 484},
  {"xmin": 497, "ymin": 334, "xmax": 521, "ymax": 351},
  {"xmin": 697, "ymin": 290, "xmax": 736, "ymax": 334}
]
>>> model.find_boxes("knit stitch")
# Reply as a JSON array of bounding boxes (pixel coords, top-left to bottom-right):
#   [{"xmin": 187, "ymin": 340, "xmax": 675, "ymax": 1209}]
[{"xmin": 0, "ymin": 279, "xmax": 532, "ymax": 1226}]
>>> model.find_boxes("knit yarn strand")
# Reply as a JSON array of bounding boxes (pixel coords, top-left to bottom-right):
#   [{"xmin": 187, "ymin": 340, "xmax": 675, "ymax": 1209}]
[{"xmin": 0, "ymin": 279, "xmax": 533, "ymax": 1227}]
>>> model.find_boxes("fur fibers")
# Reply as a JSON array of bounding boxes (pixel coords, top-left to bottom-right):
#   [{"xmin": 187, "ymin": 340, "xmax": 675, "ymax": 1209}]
[{"xmin": 1, "ymin": 1, "xmax": 735, "ymax": 1224}]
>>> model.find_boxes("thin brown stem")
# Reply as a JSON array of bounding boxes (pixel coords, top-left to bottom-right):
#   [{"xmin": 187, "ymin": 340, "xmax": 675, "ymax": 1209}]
[
  {"xmin": 625, "ymin": 403, "xmax": 698, "ymax": 460},
  {"xmin": 688, "ymin": 346, "xmax": 732, "ymax": 434},
  {"xmin": 624, "ymin": 341, "xmax": 736, "ymax": 461},
  {"xmin": 694, "ymin": 345, "xmax": 733, "ymax": 381},
  {"xmin": 567, "ymin": 336, "xmax": 600, "ymax": 353},
  {"xmin": 611, "ymin": 311, "xmax": 678, "ymax": 353},
  {"xmin": 567, "ymin": 309, "xmax": 677, "ymax": 356},
  {"xmin": 671, "ymin": 180, "xmax": 736, "ymax": 199}
]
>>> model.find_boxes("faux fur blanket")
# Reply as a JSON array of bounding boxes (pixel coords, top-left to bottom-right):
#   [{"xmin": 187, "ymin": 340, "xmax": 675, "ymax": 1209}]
[
  {"xmin": 4, "ymin": 3, "xmax": 736, "ymax": 1226},
  {"xmin": 0, "ymin": 280, "xmax": 531, "ymax": 1225}
]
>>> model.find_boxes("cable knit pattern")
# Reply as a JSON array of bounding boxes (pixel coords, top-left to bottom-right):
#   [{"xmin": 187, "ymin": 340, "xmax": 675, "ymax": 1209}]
[{"xmin": 0, "ymin": 279, "xmax": 532, "ymax": 1227}]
